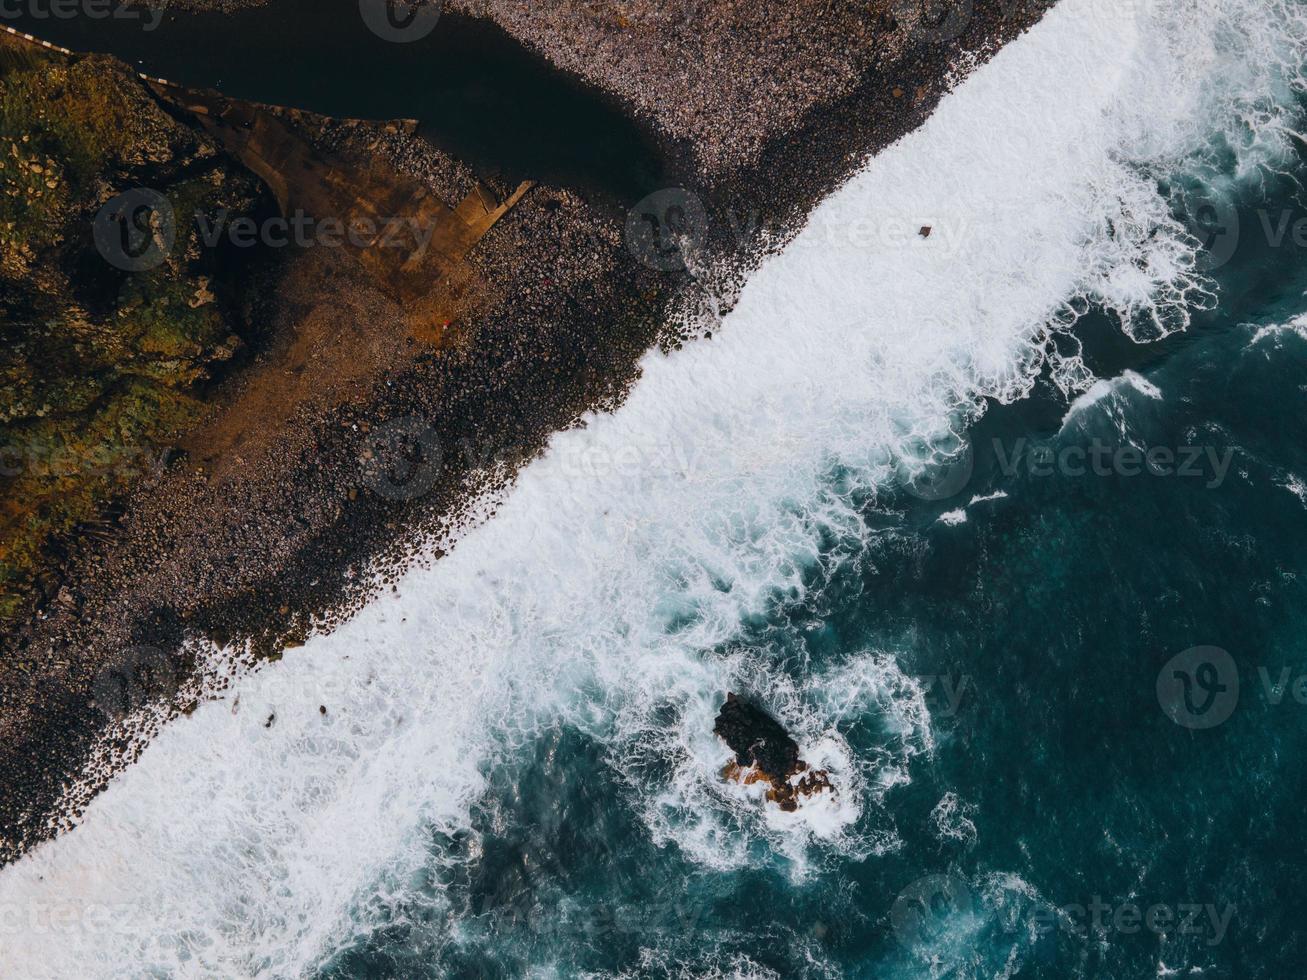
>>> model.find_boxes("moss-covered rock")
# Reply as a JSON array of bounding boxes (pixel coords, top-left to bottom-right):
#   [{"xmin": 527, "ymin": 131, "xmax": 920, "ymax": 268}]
[{"xmin": 0, "ymin": 40, "xmax": 265, "ymax": 618}]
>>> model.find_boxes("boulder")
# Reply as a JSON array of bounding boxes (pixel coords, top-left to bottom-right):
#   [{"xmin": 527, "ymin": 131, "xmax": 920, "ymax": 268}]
[{"xmin": 713, "ymin": 692, "xmax": 833, "ymax": 812}]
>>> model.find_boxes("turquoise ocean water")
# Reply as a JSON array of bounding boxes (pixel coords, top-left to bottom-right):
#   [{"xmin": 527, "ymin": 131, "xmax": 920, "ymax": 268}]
[{"xmin": 321, "ymin": 133, "xmax": 1307, "ymax": 980}]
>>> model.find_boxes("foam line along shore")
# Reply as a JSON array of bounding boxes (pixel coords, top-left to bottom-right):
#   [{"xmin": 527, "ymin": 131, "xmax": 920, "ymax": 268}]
[{"xmin": 0, "ymin": 2, "xmax": 1052, "ymax": 860}]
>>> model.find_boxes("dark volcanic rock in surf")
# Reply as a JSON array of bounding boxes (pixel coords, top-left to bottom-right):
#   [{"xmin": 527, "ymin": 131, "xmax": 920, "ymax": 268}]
[
  {"xmin": 714, "ymin": 692, "xmax": 832, "ymax": 812},
  {"xmin": 714, "ymin": 691, "xmax": 801, "ymax": 778}
]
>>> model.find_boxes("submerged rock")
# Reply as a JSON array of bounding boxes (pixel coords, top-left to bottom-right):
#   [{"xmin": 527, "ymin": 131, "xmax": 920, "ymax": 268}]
[{"xmin": 714, "ymin": 692, "xmax": 833, "ymax": 812}]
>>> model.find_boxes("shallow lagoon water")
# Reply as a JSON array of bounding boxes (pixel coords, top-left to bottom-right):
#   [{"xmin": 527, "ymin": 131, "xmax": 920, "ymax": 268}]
[{"xmin": 7, "ymin": 0, "xmax": 667, "ymax": 202}]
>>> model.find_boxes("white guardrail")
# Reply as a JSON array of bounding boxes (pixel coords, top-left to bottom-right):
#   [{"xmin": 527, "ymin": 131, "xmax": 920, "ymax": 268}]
[{"xmin": 2, "ymin": 23, "xmax": 175, "ymax": 86}]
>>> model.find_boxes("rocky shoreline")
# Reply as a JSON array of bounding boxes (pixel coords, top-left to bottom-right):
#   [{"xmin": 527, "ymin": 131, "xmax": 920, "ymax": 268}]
[
  {"xmin": 447, "ymin": 0, "xmax": 914, "ymax": 177},
  {"xmin": 0, "ymin": 0, "xmax": 1054, "ymax": 862}
]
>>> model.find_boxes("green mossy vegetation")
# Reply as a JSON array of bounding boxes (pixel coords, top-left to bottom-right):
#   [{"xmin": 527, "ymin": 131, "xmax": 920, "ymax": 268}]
[{"xmin": 0, "ymin": 41, "xmax": 263, "ymax": 618}]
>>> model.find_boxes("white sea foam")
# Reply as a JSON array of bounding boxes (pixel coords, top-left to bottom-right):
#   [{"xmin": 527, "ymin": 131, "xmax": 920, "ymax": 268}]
[
  {"xmin": 1059, "ymin": 369, "xmax": 1166, "ymax": 439},
  {"xmin": 929, "ymin": 792, "xmax": 979, "ymax": 848},
  {"xmin": 937, "ymin": 490, "xmax": 1008, "ymax": 527},
  {"xmin": 3, "ymin": 0, "xmax": 1305, "ymax": 976},
  {"xmin": 1281, "ymin": 473, "xmax": 1307, "ymax": 506},
  {"xmin": 1249, "ymin": 311, "xmax": 1307, "ymax": 348}
]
